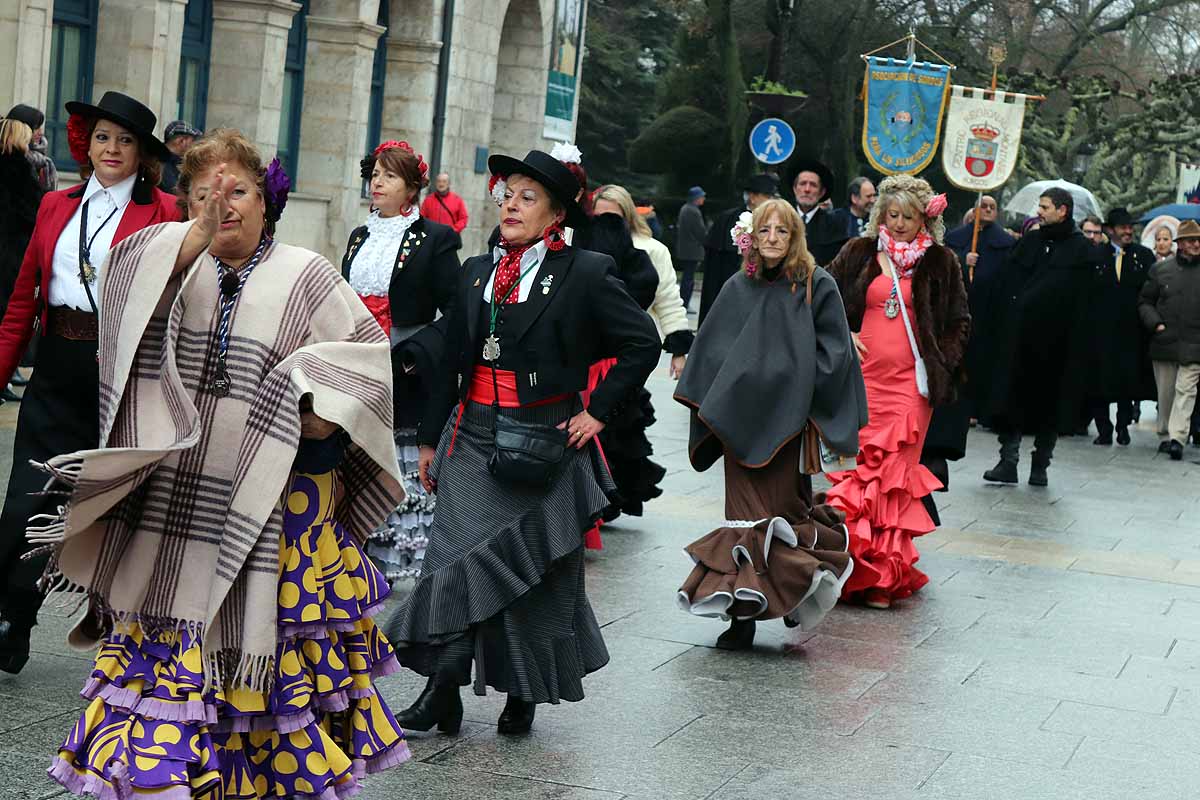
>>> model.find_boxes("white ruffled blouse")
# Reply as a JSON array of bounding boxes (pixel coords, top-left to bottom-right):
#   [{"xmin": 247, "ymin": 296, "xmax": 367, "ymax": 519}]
[{"xmin": 348, "ymin": 208, "xmax": 419, "ymax": 297}]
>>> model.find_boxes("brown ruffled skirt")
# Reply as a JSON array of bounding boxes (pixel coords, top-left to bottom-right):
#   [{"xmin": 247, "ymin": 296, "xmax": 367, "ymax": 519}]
[{"xmin": 676, "ymin": 438, "xmax": 853, "ymax": 630}]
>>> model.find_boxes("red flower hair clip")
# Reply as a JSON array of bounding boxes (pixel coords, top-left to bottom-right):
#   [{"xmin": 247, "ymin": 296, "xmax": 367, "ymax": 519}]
[
  {"xmin": 373, "ymin": 139, "xmax": 412, "ymax": 157},
  {"xmin": 66, "ymin": 113, "xmax": 92, "ymax": 165},
  {"xmin": 373, "ymin": 140, "xmax": 430, "ymax": 187}
]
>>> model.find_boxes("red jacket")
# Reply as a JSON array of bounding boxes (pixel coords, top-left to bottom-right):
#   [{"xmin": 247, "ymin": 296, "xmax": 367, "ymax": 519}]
[
  {"xmin": 0, "ymin": 177, "xmax": 179, "ymax": 385},
  {"xmin": 420, "ymin": 190, "xmax": 469, "ymax": 233}
]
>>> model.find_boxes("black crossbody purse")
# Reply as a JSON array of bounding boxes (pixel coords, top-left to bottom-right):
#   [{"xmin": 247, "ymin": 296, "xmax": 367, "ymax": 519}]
[
  {"xmin": 483, "ymin": 259, "xmax": 570, "ymax": 487},
  {"xmin": 487, "ymin": 362, "xmax": 570, "ymax": 486}
]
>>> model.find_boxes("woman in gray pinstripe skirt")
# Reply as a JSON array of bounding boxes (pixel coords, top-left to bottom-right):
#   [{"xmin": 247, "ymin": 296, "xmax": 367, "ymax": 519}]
[{"xmin": 386, "ymin": 150, "xmax": 661, "ymax": 735}]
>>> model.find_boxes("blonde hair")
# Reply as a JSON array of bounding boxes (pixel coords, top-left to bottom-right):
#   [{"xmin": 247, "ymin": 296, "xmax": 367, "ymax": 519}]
[
  {"xmin": 743, "ymin": 198, "xmax": 815, "ymax": 283},
  {"xmin": 865, "ymin": 174, "xmax": 946, "ymax": 243},
  {"xmin": 593, "ymin": 184, "xmax": 652, "ymax": 237},
  {"xmin": 0, "ymin": 118, "xmax": 32, "ymax": 155}
]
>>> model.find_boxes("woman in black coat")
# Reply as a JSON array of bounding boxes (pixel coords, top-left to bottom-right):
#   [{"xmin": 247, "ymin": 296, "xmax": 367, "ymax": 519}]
[
  {"xmin": 341, "ymin": 140, "xmax": 461, "ymax": 582},
  {"xmin": 386, "ymin": 149, "xmax": 660, "ymax": 736},
  {"xmin": 0, "ymin": 118, "xmax": 43, "ymax": 324}
]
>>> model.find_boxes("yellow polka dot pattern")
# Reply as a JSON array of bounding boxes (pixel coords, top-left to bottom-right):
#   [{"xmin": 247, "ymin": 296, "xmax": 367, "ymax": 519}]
[{"xmin": 49, "ymin": 470, "xmax": 410, "ymax": 798}]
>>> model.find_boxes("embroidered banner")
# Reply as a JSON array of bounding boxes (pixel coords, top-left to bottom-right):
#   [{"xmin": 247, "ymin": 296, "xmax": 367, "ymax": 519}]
[
  {"xmin": 861, "ymin": 57, "xmax": 952, "ymax": 175},
  {"xmin": 941, "ymin": 86, "xmax": 1027, "ymax": 192},
  {"xmin": 1178, "ymin": 162, "xmax": 1200, "ymax": 204}
]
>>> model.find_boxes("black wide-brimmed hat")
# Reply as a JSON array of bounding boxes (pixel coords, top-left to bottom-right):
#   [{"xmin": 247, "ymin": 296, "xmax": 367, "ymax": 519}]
[
  {"xmin": 744, "ymin": 173, "xmax": 780, "ymax": 196},
  {"xmin": 488, "ymin": 149, "xmax": 587, "ymax": 228},
  {"xmin": 785, "ymin": 158, "xmax": 834, "ymax": 202},
  {"xmin": 1105, "ymin": 207, "xmax": 1135, "ymax": 227},
  {"xmin": 65, "ymin": 91, "xmax": 170, "ymax": 160}
]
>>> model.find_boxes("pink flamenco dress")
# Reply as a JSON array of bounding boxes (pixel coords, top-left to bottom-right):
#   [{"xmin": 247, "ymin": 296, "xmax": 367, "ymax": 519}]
[
  {"xmin": 825, "ymin": 272, "xmax": 942, "ymax": 605},
  {"xmin": 48, "ymin": 471, "xmax": 411, "ymax": 799}
]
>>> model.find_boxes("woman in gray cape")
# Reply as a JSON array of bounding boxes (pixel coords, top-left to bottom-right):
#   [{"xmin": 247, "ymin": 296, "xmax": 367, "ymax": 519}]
[{"xmin": 674, "ymin": 198, "xmax": 867, "ymax": 650}]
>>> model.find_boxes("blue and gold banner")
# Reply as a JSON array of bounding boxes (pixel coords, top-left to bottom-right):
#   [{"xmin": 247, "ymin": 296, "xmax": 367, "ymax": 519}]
[{"xmin": 862, "ymin": 57, "xmax": 952, "ymax": 175}]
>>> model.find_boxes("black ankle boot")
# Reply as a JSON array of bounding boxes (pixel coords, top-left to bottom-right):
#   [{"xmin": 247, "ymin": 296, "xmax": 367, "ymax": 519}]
[
  {"xmin": 395, "ymin": 675, "xmax": 463, "ymax": 734},
  {"xmin": 1029, "ymin": 460, "xmax": 1050, "ymax": 487},
  {"xmin": 983, "ymin": 459, "xmax": 1018, "ymax": 484},
  {"xmin": 497, "ymin": 694, "xmax": 535, "ymax": 735},
  {"xmin": 715, "ymin": 618, "xmax": 756, "ymax": 650},
  {"xmin": 0, "ymin": 620, "xmax": 31, "ymax": 675}
]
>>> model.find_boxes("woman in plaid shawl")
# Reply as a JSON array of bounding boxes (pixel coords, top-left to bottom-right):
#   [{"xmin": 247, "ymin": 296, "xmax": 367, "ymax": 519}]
[{"xmin": 38, "ymin": 129, "xmax": 412, "ymax": 798}]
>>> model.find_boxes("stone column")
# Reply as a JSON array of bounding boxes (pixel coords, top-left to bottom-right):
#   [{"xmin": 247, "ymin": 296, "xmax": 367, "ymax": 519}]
[
  {"xmin": 380, "ymin": 0, "xmax": 440, "ymax": 158},
  {"xmin": 0, "ymin": 0, "xmax": 54, "ymax": 114},
  {"xmin": 92, "ymin": 0, "xmax": 189, "ymax": 133},
  {"xmin": 295, "ymin": 5, "xmax": 383, "ymax": 258},
  {"xmin": 381, "ymin": 37, "xmax": 440, "ymax": 158},
  {"xmin": 206, "ymin": 0, "xmax": 300, "ymax": 156}
]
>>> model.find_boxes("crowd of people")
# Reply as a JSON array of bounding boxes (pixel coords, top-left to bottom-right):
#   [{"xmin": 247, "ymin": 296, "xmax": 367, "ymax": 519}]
[{"xmin": 0, "ymin": 85, "xmax": 1195, "ymax": 799}]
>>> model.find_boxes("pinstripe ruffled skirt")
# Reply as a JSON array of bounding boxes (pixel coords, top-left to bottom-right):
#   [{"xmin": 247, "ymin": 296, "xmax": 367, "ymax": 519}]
[{"xmin": 385, "ymin": 399, "xmax": 614, "ymax": 704}]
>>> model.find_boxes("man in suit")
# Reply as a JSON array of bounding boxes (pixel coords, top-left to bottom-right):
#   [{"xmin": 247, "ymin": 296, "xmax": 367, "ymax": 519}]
[
  {"xmin": 1084, "ymin": 207, "xmax": 1157, "ymax": 445},
  {"xmin": 697, "ymin": 174, "xmax": 777, "ymax": 325},
  {"xmin": 675, "ymin": 186, "xmax": 708, "ymax": 310},
  {"xmin": 788, "ymin": 158, "xmax": 849, "ymax": 266},
  {"xmin": 830, "ymin": 176, "xmax": 876, "ymax": 240}
]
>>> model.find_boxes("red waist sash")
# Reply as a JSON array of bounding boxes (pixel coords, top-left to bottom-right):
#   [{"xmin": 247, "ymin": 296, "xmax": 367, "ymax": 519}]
[{"xmin": 448, "ymin": 367, "xmax": 572, "ymax": 455}]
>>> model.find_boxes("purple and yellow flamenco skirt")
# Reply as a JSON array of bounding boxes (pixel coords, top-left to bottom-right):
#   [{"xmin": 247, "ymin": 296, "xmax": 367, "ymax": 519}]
[{"xmin": 48, "ymin": 471, "xmax": 411, "ymax": 799}]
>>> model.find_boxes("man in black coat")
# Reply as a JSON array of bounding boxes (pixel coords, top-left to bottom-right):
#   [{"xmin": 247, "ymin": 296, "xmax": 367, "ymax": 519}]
[
  {"xmin": 981, "ymin": 187, "xmax": 1101, "ymax": 487},
  {"xmin": 697, "ymin": 173, "xmax": 778, "ymax": 326},
  {"xmin": 1081, "ymin": 207, "xmax": 1157, "ymax": 445},
  {"xmin": 944, "ymin": 195, "xmax": 1016, "ymax": 425},
  {"xmin": 829, "ymin": 176, "xmax": 876, "ymax": 240},
  {"xmin": 788, "ymin": 158, "xmax": 849, "ymax": 266}
]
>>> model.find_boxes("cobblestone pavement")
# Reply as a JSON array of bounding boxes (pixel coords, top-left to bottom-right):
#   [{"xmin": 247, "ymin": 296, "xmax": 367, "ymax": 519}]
[{"xmin": 1, "ymin": 356, "xmax": 1199, "ymax": 800}]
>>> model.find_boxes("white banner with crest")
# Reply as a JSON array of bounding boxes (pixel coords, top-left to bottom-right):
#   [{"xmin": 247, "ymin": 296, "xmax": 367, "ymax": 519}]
[
  {"xmin": 941, "ymin": 86, "xmax": 1027, "ymax": 192},
  {"xmin": 1178, "ymin": 162, "xmax": 1200, "ymax": 204}
]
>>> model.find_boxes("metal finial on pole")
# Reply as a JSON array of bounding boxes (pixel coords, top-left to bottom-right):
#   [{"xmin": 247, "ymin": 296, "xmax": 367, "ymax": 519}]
[{"xmin": 906, "ymin": 27, "xmax": 916, "ymax": 61}]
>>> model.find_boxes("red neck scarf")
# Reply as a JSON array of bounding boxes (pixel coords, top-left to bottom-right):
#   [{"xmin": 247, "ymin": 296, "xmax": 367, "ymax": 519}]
[{"xmin": 493, "ymin": 238, "xmax": 534, "ymax": 305}]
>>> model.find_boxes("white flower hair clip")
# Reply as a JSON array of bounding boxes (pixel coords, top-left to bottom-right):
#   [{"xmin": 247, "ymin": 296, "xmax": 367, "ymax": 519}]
[
  {"xmin": 488, "ymin": 174, "xmax": 507, "ymax": 207},
  {"xmin": 549, "ymin": 141, "xmax": 583, "ymax": 165},
  {"xmin": 730, "ymin": 210, "xmax": 754, "ymax": 252}
]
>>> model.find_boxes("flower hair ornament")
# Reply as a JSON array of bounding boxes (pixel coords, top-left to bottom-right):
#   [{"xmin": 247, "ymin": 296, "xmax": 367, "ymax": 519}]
[
  {"xmin": 66, "ymin": 113, "xmax": 92, "ymax": 165},
  {"xmin": 549, "ymin": 141, "xmax": 583, "ymax": 165},
  {"xmin": 359, "ymin": 139, "xmax": 430, "ymax": 187},
  {"xmin": 730, "ymin": 211, "xmax": 758, "ymax": 274},
  {"xmin": 264, "ymin": 157, "xmax": 291, "ymax": 227},
  {"xmin": 489, "ymin": 173, "xmax": 508, "ymax": 207},
  {"xmin": 925, "ymin": 193, "xmax": 949, "ymax": 218}
]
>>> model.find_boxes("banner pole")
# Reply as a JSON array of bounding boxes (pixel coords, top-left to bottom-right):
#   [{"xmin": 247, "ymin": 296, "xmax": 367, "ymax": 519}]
[{"xmin": 968, "ymin": 193, "xmax": 983, "ymax": 283}]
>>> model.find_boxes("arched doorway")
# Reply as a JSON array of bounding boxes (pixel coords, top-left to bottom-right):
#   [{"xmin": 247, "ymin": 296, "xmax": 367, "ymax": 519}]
[{"xmin": 489, "ymin": 0, "xmax": 546, "ymax": 160}]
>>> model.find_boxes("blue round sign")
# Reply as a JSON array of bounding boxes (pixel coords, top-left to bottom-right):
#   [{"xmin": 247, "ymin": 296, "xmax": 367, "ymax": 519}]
[{"xmin": 748, "ymin": 118, "xmax": 796, "ymax": 165}]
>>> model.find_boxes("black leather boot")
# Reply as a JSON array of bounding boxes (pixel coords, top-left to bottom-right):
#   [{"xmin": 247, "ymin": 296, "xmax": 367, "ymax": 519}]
[
  {"xmin": 715, "ymin": 618, "xmax": 756, "ymax": 650},
  {"xmin": 497, "ymin": 694, "xmax": 536, "ymax": 735},
  {"xmin": 0, "ymin": 619, "xmax": 31, "ymax": 675},
  {"xmin": 1116, "ymin": 426, "xmax": 1131, "ymax": 446},
  {"xmin": 395, "ymin": 675, "xmax": 463, "ymax": 734},
  {"xmin": 983, "ymin": 459, "xmax": 1018, "ymax": 484},
  {"xmin": 1029, "ymin": 459, "xmax": 1050, "ymax": 487}
]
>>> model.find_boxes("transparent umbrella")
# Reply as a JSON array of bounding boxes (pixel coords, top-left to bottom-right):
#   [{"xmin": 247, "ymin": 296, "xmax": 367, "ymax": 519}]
[{"xmin": 1004, "ymin": 179, "xmax": 1103, "ymax": 223}]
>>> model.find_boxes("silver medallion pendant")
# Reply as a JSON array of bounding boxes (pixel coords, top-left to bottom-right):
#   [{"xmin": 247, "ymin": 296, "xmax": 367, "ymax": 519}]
[
  {"xmin": 211, "ymin": 361, "xmax": 232, "ymax": 397},
  {"xmin": 482, "ymin": 334, "xmax": 501, "ymax": 362},
  {"xmin": 80, "ymin": 258, "xmax": 97, "ymax": 285},
  {"xmin": 884, "ymin": 296, "xmax": 901, "ymax": 319}
]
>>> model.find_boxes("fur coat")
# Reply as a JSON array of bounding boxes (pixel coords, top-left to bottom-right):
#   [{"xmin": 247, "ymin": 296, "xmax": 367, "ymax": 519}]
[{"xmin": 827, "ymin": 236, "xmax": 970, "ymax": 408}]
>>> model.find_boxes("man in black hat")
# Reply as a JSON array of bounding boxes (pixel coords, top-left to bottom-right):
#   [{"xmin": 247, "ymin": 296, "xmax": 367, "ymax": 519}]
[
  {"xmin": 159, "ymin": 119, "xmax": 202, "ymax": 192},
  {"xmin": 1082, "ymin": 207, "xmax": 1156, "ymax": 445},
  {"xmin": 697, "ymin": 173, "xmax": 778, "ymax": 326},
  {"xmin": 788, "ymin": 158, "xmax": 849, "ymax": 266}
]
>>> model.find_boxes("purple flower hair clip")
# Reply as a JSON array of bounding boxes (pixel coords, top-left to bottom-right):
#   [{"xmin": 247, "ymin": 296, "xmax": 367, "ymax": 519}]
[{"xmin": 264, "ymin": 157, "xmax": 291, "ymax": 227}]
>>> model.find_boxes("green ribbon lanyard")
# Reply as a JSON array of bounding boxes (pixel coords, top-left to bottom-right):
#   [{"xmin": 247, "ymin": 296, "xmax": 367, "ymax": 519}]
[{"xmin": 488, "ymin": 261, "xmax": 541, "ymax": 336}]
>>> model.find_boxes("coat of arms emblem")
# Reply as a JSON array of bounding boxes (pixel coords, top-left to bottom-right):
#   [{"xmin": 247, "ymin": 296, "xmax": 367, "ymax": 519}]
[{"xmin": 965, "ymin": 124, "xmax": 1000, "ymax": 178}]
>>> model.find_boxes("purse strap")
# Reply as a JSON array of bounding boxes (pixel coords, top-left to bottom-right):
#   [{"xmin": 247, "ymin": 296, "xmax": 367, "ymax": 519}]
[{"xmin": 880, "ymin": 249, "xmax": 922, "ymax": 364}]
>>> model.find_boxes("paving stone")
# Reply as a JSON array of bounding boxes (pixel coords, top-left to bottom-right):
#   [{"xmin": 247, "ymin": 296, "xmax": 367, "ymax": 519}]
[
  {"xmin": 0, "ymin": 748, "xmax": 66, "ymax": 799},
  {"xmin": 701, "ymin": 757, "xmax": 945, "ymax": 799},
  {"xmin": 964, "ymin": 660, "xmax": 1177, "ymax": 714},
  {"xmin": 919, "ymin": 751, "xmax": 1188, "ymax": 800},
  {"xmin": 1045, "ymin": 700, "xmax": 1200, "ymax": 752},
  {"xmin": 358, "ymin": 761, "xmax": 624, "ymax": 799}
]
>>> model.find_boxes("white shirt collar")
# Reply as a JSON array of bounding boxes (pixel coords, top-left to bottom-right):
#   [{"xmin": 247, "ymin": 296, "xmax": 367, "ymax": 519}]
[
  {"xmin": 83, "ymin": 172, "xmax": 137, "ymax": 208},
  {"xmin": 487, "ymin": 239, "xmax": 550, "ymax": 303},
  {"xmin": 798, "ymin": 205, "xmax": 817, "ymax": 224}
]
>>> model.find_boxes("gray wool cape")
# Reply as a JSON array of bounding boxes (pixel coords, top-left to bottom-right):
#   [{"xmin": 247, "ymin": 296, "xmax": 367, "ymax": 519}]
[{"xmin": 675, "ymin": 267, "xmax": 867, "ymax": 470}]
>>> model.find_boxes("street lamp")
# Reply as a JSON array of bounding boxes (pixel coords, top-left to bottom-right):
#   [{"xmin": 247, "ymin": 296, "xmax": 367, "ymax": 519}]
[{"xmin": 1073, "ymin": 142, "xmax": 1096, "ymax": 180}]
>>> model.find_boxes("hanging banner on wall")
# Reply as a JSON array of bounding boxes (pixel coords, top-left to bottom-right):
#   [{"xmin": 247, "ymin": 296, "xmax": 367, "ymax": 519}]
[
  {"xmin": 1178, "ymin": 162, "xmax": 1200, "ymax": 204},
  {"xmin": 941, "ymin": 86, "xmax": 1027, "ymax": 191},
  {"xmin": 861, "ymin": 56, "xmax": 952, "ymax": 175},
  {"xmin": 543, "ymin": 0, "xmax": 586, "ymax": 141}
]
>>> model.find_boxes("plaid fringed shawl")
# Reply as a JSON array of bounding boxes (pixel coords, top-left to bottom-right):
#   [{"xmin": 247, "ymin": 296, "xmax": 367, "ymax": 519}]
[{"xmin": 29, "ymin": 221, "xmax": 404, "ymax": 691}]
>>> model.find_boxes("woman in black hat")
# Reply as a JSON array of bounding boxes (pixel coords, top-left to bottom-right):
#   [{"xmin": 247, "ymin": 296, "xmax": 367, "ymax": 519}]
[
  {"xmin": 386, "ymin": 150, "xmax": 660, "ymax": 735},
  {"xmin": 5, "ymin": 104, "xmax": 57, "ymax": 192},
  {"xmin": 0, "ymin": 91, "xmax": 177, "ymax": 673}
]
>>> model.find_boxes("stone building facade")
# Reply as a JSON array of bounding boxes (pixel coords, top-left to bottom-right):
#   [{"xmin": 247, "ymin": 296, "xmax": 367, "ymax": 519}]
[{"xmin": 0, "ymin": 0, "xmax": 587, "ymax": 258}]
